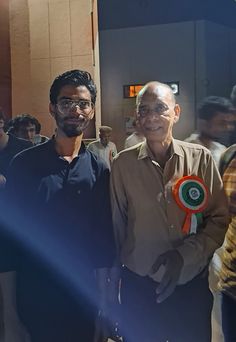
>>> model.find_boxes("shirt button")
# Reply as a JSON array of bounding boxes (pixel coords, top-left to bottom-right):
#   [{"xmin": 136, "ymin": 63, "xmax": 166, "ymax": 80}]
[
  {"xmin": 77, "ymin": 190, "xmax": 81, "ymax": 194},
  {"xmin": 170, "ymin": 224, "xmax": 174, "ymax": 229},
  {"xmin": 167, "ymin": 200, "xmax": 171, "ymax": 204}
]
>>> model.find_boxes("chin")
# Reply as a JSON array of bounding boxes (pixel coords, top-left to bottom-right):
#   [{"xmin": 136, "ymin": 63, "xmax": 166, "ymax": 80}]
[
  {"xmin": 146, "ymin": 131, "xmax": 165, "ymax": 141},
  {"xmin": 63, "ymin": 122, "xmax": 89, "ymax": 137}
]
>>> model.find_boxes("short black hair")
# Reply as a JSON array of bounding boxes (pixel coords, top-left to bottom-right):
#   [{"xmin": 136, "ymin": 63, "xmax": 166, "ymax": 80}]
[
  {"xmin": 49, "ymin": 69, "xmax": 97, "ymax": 105},
  {"xmin": 7, "ymin": 114, "xmax": 41, "ymax": 134},
  {"xmin": 197, "ymin": 96, "xmax": 234, "ymax": 121}
]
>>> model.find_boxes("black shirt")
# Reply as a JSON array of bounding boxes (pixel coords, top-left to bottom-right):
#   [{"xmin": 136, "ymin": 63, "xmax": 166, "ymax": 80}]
[
  {"xmin": 0, "ymin": 138, "xmax": 115, "ymax": 341},
  {"xmin": 0, "ymin": 133, "xmax": 32, "ymax": 176}
]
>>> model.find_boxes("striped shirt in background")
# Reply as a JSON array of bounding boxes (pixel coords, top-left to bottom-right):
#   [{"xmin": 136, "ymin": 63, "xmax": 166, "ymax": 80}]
[{"xmin": 219, "ymin": 145, "xmax": 236, "ymax": 298}]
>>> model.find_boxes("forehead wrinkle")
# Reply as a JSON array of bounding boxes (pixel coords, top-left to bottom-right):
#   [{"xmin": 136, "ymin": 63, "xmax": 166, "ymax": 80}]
[{"xmin": 137, "ymin": 82, "xmax": 176, "ymax": 106}]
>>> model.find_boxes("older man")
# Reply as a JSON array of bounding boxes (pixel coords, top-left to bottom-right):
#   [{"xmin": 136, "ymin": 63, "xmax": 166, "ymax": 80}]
[
  {"xmin": 88, "ymin": 125, "xmax": 117, "ymax": 170},
  {"xmin": 110, "ymin": 81, "xmax": 228, "ymax": 342}
]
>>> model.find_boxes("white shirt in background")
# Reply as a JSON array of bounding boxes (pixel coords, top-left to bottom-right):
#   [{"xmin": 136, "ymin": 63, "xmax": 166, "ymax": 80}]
[
  {"xmin": 185, "ymin": 133, "xmax": 226, "ymax": 168},
  {"xmin": 87, "ymin": 140, "xmax": 117, "ymax": 171},
  {"xmin": 124, "ymin": 132, "xmax": 145, "ymax": 149}
]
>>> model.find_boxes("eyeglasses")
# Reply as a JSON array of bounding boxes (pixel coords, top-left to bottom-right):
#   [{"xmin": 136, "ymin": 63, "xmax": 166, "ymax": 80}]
[
  {"xmin": 137, "ymin": 103, "xmax": 170, "ymax": 118},
  {"xmin": 57, "ymin": 99, "xmax": 94, "ymax": 115}
]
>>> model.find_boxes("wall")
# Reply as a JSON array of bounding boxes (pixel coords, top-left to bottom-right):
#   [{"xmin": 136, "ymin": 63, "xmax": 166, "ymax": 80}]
[
  {"xmin": 0, "ymin": 0, "xmax": 11, "ymax": 119},
  {"xmin": 99, "ymin": 21, "xmax": 205, "ymax": 150},
  {"xmin": 99, "ymin": 20, "xmax": 236, "ymax": 150},
  {"xmin": 204, "ymin": 21, "xmax": 236, "ymax": 97},
  {"xmin": 9, "ymin": 0, "xmax": 100, "ymax": 138}
]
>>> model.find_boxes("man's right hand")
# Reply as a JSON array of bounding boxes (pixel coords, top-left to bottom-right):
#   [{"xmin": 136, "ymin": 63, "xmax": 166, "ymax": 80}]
[{"xmin": 150, "ymin": 249, "xmax": 184, "ymax": 303}]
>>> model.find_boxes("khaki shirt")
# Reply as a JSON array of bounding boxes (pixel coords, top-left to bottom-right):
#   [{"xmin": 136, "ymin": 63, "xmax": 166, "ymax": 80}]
[{"xmin": 110, "ymin": 139, "xmax": 228, "ymax": 284}]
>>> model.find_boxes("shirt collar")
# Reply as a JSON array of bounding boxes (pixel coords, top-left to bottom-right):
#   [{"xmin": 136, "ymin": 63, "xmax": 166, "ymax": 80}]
[
  {"xmin": 49, "ymin": 136, "xmax": 87, "ymax": 158},
  {"xmin": 137, "ymin": 138, "xmax": 184, "ymax": 160}
]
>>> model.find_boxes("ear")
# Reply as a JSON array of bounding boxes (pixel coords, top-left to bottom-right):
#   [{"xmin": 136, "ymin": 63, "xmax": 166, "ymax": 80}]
[
  {"xmin": 49, "ymin": 103, "xmax": 56, "ymax": 119},
  {"xmin": 89, "ymin": 107, "xmax": 95, "ymax": 120},
  {"xmin": 173, "ymin": 104, "xmax": 181, "ymax": 123}
]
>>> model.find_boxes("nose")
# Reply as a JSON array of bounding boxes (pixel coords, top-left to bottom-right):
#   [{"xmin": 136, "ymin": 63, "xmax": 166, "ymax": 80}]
[
  {"xmin": 70, "ymin": 104, "xmax": 85, "ymax": 117},
  {"xmin": 146, "ymin": 111, "xmax": 161, "ymax": 121}
]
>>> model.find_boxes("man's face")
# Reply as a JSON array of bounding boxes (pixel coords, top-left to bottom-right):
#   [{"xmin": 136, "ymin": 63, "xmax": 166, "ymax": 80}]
[
  {"xmin": 50, "ymin": 85, "xmax": 94, "ymax": 137},
  {"xmin": 100, "ymin": 132, "xmax": 111, "ymax": 147},
  {"xmin": 136, "ymin": 85, "xmax": 180, "ymax": 143},
  {"xmin": 201, "ymin": 111, "xmax": 235, "ymax": 140},
  {"xmin": 16, "ymin": 123, "xmax": 36, "ymax": 142}
]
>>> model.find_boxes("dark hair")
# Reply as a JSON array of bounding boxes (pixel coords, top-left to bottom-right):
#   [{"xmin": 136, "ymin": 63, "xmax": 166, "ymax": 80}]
[
  {"xmin": 7, "ymin": 114, "xmax": 41, "ymax": 134},
  {"xmin": 49, "ymin": 69, "xmax": 97, "ymax": 105},
  {"xmin": 198, "ymin": 96, "xmax": 234, "ymax": 121}
]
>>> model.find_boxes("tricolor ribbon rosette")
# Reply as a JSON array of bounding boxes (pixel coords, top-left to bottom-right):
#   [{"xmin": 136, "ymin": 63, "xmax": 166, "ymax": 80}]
[{"xmin": 172, "ymin": 176, "xmax": 209, "ymax": 235}]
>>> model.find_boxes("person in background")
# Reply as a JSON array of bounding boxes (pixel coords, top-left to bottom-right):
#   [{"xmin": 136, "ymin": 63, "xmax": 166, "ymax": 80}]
[
  {"xmin": 32, "ymin": 119, "xmax": 49, "ymax": 145},
  {"xmin": 7, "ymin": 114, "xmax": 48, "ymax": 145},
  {"xmin": 7, "ymin": 114, "xmax": 37, "ymax": 143},
  {"xmin": 124, "ymin": 119, "xmax": 145, "ymax": 149},
  {"xmin": 185, "ymin": 96, "xmax": 235, "ymax": 340},
  {"xmin": 0, "ymin": 69, "xmax": 116, "ymax": 342},
  {"xmin": 218, "ymin": 144, "xmax": 236, "ymax": 342},
  {"xmin": 0, "ymin": 110, "xmax": 32, "ymax": 187},
  {"xmin": 110, "ymin": 81, "xmax": 228, "ymax": 342},
  {"xmin": 87, "ymin": 126, "xmax": 117, "ymax": 171},
  {"xmin": 185, "ymin": 96, "xmax": 235, "ymax": 167},
  {"xmin": 228, "ymin": 84, "xmax": 236, "ymax": 145},
  {"xmin": 0, "ymin": 109, "xmax": 32, "ymax": 341}
]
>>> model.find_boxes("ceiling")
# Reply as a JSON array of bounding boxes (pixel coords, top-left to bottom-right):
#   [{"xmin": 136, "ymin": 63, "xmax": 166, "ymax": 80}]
[{"xmin": 98, "ymin": 0, "xmax": 236, "ymax": 30}]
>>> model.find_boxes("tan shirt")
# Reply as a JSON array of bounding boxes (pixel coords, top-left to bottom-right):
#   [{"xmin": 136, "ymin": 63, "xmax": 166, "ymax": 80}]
[{"xmin": 110, "ymin": 139, "xmax": 228, "ymax": 284}]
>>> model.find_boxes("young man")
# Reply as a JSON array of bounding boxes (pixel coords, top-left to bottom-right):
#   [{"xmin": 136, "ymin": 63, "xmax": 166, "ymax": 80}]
[
  {"xmin": 110, "ymin": 82, "xmax": 228, "ymax": 342},
  {"xmin": 0, "ymin": 110, "xmax": 32, "ymax": 186},
  {"xmin": 185, "ymin": 96, "xmax": 235, "ymax": 167},
  {"xmin": 87, "ymin": 125, "xmax": 117, "ymax": 170},
  {"xmin": 0, "ymin": 70, "xmax": 115, "ymax": 341}
]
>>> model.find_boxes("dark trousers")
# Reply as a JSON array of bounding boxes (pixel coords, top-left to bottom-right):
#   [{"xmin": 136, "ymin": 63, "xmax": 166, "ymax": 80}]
[
  {"xmin": 221, "ymin": 292, "xmax": 236, "ymax": 342},
  {"xmin": 120, "ymin": 268, "xmax": 213, "ymax": 342}
]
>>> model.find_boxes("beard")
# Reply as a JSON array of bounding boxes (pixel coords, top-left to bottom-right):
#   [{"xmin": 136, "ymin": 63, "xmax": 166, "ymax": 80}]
[{"xmin": 55, "ymin": 111, "xmax": 91, "ymax": 137}]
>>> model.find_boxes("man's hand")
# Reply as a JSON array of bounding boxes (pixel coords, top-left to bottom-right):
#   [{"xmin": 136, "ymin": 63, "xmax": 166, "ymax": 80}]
[{"xmin": 150, "ymin": 250, "xmax": 184, "ymax": 303}]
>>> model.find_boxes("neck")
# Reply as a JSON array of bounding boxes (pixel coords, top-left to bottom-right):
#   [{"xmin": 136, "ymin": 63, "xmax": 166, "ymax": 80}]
[
  {"xmin": 54, "ymin": 130, "xmax": 83, "ymax": 162},
  {"xmin": 147, "ymin": 136, "xmax": 172, "ymax": 166}
]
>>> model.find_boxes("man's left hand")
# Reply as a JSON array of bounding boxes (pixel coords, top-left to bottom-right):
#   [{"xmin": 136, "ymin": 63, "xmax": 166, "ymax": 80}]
[{"xmin": 150, "ymin": 250, "xmax": 184, "ymax": 303}]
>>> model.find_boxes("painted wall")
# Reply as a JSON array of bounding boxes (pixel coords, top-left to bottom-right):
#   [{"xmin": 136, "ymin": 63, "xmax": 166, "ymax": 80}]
[
  {"xmin": 9, "ymin": 0, "xmax": 100, "ymax": 138},
  {"xmin": 0, "ymin": 0, "xmax": 11, "ymax": 119},
  {"xmin": 99, "ymin": 20, "xmax": 236, "ymax": 150}
]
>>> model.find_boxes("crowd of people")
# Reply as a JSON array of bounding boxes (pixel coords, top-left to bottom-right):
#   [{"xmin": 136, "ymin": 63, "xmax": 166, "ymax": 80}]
[{"xmin": 0, "ymin": 69, "xmax": 236, "ymax": 342}]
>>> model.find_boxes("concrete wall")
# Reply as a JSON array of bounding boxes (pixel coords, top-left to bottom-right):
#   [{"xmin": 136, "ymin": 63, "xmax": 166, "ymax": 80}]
[
  {"xmin": 99, "ymin": 20, "xmax": 236, "ymax": 150},
  {"xmin": 9, "ymin": 0, "xmax": 100, "ymax": 138},
  {"xmin": 204, "ymin": 21, "xmax": 236, "ymax": 97}
]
